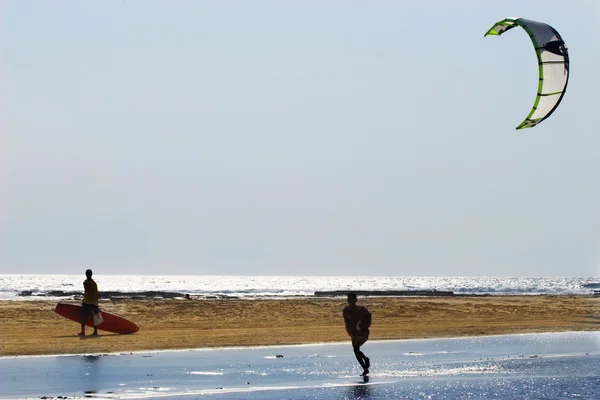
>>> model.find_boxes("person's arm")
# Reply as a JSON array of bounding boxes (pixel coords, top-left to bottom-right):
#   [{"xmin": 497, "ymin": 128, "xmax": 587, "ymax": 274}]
[
  {"xmin": 343, "ymin": 309, "xmax": 358, "ymax": 336},
  {"xmin": 356, "ymin": 307, "xmax": 370, "ymax": 334},
  {"xmin": 91, "ymin": 281, "xmax": 99, "ymax": 304}
]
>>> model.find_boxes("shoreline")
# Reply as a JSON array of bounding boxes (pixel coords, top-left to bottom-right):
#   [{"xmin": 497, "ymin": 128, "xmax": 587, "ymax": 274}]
[
  {"xmin": 3, "ymin": 331, "xmax": 596, "ymax": 360},
  {"xmin": 1, "ymin": 295, "xmax": 598, "ymax": 357}
]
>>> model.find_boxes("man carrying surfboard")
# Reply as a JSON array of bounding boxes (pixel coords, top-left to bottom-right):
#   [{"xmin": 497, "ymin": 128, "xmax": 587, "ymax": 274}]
[
  {"xmin": 343, "ymin": 292, "xmax": 371, "ymax": 376},
  {"xmin": 79, "ymin": 269, "xmax": 99, "ymax": 337}
]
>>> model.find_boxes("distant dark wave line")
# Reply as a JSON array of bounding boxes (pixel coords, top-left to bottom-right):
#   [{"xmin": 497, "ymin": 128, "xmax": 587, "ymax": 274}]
[
  {"xmin": 17, "ymin": 290, "xmax": 240, "ymax": 300},
  {"xmin": 15, "ymin": 287, "xmax": 592, "ymax": 300},
  {"xmin": 581, "ymin": 283, "xmax": 600, "ymax": 289},
  {"xmin": 19, "ymin": 289, "xmax": 456, "ymax": 300},
  {"xmin": 314, "ymin": 290, "xmax": 455, "ymax": 297}
]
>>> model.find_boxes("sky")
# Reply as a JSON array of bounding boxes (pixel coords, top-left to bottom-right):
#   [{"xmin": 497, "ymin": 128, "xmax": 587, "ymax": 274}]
[{"xmin": 1, "ymin": 1, "xmax": 600, "ymax": 277}]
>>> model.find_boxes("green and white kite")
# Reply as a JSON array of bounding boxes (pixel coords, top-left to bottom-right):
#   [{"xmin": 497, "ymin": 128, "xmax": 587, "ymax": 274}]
[{"xmin": 485, "ymin": 18, "xmax": 569, "ymax": 130}]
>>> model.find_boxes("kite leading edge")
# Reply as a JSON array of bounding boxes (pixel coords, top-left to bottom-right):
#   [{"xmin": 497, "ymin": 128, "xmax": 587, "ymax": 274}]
[{"xmin": 485, "ymin": 18, "xmax": 569, "ymax": 130}]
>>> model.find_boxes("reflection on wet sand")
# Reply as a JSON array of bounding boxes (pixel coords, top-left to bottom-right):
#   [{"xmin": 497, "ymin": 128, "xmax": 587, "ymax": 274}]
[{"xmin": 345, "ymin": 376, "xmax": 372, "ymax": 399}]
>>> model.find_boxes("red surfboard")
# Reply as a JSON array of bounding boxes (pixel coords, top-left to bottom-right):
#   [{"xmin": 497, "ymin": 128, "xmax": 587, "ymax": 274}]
[{"xmin": 54, "ymin": 303, "xmax": 139, "ymax": 334}]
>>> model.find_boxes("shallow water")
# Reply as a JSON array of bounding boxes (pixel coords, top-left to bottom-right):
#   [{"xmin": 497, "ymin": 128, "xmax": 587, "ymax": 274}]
[{"xmin": 1, "ymin": 332, "xmax": 599, "ymax": 399}]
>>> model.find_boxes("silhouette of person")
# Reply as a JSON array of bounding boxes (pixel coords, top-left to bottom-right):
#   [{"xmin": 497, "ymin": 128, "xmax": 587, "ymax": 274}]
[
  {"xmin": 79, "ymin": 269, "xmax": 99, "ymax": 336},
  {"xmin": 343, "ymin": 292, "xmax": 371, "ymax": 376}
]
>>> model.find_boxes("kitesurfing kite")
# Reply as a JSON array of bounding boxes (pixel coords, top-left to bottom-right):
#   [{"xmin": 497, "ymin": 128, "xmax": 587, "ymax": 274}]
[{"xmin": 485, "ymin": 18, "xmax": 569, "ymax": 130}]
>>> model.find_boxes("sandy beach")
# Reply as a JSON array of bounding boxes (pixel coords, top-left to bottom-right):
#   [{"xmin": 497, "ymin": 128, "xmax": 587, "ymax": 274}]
[{"xmin": 1, "ymin": 295, "xmax": 598, "ymax": 356}]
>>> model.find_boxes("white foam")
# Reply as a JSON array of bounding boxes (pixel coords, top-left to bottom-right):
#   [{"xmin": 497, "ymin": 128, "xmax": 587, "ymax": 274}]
[
  {"xmin": 308, "ymin": 353, "xmax": 336, "ymax": 358},
  {"xmin": 374, "ymin": 364, "xmax": 504, "ymax": 378},
  {"xmin": 186, "ymin": 371, "xmax": 223, "ymax": 375},
  {"xmin": 243, "ymin": 370, "xmax": 268, "ymax": 376}
]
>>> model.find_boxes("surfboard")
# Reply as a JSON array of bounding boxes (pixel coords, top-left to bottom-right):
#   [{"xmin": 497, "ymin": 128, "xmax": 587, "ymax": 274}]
[{"xmin": 54, "ymin": 303, "xmax": 139, "ymax": 334}]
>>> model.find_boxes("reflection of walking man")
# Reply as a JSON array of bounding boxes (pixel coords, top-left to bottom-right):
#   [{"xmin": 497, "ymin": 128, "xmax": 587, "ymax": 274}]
[
  {"xmin": 343, "ymin": 293, "xmax": 371, "ymax": 376},
  {"xmin": 79, "ymin": 269, "xmax": 99, "ymax": 337}
]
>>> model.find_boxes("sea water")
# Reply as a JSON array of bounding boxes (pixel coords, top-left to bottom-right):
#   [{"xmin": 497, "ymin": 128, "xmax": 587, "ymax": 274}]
[
  {"xmin": 1, "ymin": 275, "xmax": 598, "ymax": 300},
  {"xmin": 1, "ymin": 332, "xmax": 599, "ymax": 399}
]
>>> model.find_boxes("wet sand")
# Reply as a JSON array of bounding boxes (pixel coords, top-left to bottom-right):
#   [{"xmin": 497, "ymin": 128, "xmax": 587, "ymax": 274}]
[{"xmin": 1, "ymin": 295, "xmax": 598, "ymax": 356}]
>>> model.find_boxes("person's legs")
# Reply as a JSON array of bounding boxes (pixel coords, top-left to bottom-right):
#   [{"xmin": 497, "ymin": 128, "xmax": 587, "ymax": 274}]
[
  {"xmin": 353, "ymin": 346, "xmax": 367, "ymax": 369},
  {"xmin": 91, "ymin": 307, "xmax": 99, "ymax": 336},
  {"xmin": 352, "ymin": 336, "xmax": 370, "ymax": 375},
  {"xmin": 79, "ymin": 305, "xmax": 88, "ymax": 336},
  {"xmin": 79, "ymin": 303, "xmax": 94, "ymax": 336}
]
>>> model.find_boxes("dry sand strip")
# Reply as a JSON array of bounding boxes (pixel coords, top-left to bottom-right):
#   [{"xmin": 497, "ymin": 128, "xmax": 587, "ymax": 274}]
[{"xmin": 0, "ymin": 296, "xmax": 598, "ymax": 356}]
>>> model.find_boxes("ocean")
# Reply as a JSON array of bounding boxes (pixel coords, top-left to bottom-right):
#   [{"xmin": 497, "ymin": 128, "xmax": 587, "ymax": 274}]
[
  {"xmin": 0, "ymin": 274, "xmax": 598, "ymax": 301},
  {"xmin": 2, "ymin": 332, "xmax": 599, "ymax": 399}
]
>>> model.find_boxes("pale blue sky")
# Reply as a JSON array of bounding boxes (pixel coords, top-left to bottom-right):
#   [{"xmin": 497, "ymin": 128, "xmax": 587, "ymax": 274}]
[{"xmin": 2, "ymin": 1, "xmax": 599, "ymax": 276}]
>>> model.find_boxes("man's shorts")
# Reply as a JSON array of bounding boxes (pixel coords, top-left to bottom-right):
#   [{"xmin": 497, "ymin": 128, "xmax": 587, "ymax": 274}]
[
  {"xmin": 351, "ymin": 335, "xmax": 369, "ymax": 348},
  {"xmin": 80, "ymin": 302, "xmax": 98, "ymax": 323}
]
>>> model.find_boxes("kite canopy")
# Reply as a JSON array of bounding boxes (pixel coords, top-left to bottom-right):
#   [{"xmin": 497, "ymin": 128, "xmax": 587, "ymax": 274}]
[{"xmin": 485, "ymin": 18, "xmax": 569, "ymax": 130}]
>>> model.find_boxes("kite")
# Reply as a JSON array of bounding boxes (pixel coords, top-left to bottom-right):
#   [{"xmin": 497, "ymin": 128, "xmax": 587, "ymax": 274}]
[{"xmin": 485, "ymin": 18, "xmax": 569, "ymax": 129}]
